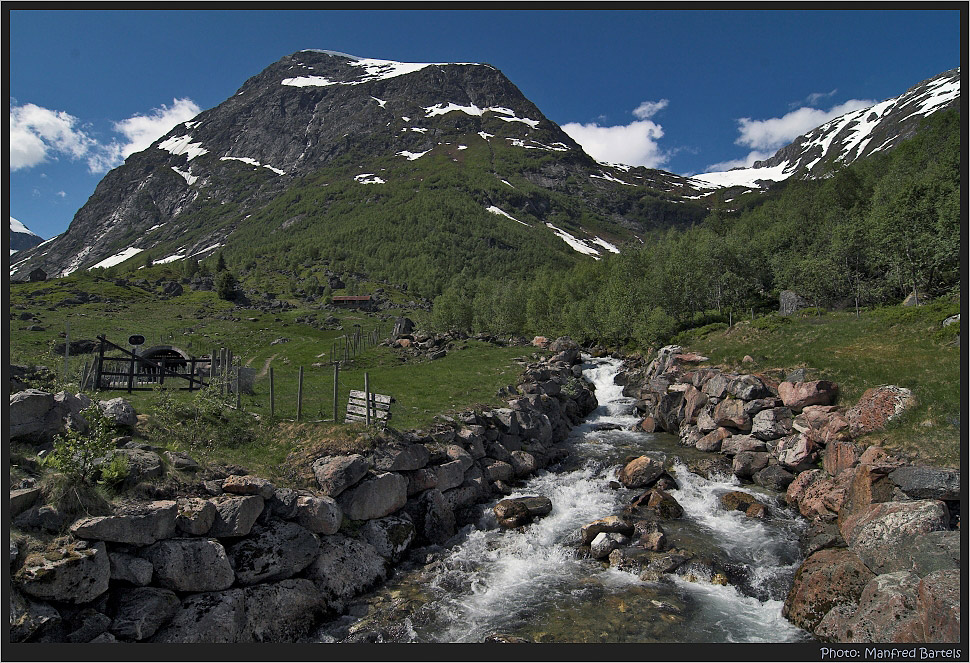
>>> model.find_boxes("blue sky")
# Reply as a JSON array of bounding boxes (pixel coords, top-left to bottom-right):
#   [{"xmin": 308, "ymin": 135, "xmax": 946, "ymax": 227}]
[{"xmin": 8, "ymin": 8, "xmax": 962, "ymax": 240}]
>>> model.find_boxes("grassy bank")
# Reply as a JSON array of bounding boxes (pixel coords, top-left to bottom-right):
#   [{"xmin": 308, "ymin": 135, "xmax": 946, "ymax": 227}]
[{"xmin": 676, "ymin": 296, "xmax": 961, "ymax": 467}]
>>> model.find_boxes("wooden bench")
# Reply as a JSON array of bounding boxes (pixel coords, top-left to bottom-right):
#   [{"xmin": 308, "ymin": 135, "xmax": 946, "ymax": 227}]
[{"xmin": 346, "ymin": 390, "xmax": 392, "ymax": 424}]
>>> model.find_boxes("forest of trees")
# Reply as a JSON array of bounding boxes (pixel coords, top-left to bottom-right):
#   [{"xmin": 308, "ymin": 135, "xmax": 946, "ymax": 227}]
[{"xmin": 430, "ymin": 109, "xmax": 961, "ymax": 347}]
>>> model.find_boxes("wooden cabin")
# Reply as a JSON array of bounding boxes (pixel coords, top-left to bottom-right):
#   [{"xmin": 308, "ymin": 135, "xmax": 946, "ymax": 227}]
[{"xmin": 332, "ymin": 295, "xmax": 373, "ymax": 310}]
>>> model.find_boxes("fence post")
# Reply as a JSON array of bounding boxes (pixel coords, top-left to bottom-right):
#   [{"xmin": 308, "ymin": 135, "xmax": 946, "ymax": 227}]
[
  {"xmin": 126, "ymin": 352, "xmax": 135, "ymax": 394},
  {"xmin": 333, "ymin": 363, "xmax": 339, "ymax": 424},
  {"xmin": 270, "ymin": 367, "xmax": 275, "ymax": 419},
  {"xmin": 64, "ymin": 320, "xmax": 70, "ymax": 382},
  {"xmin": 297, "ymin": 366, "xmax": 304, "ymax": 422},
  {"xmin": 235, "ymin": 366, "xmax": 241, "ymax": 409},
  {"xmin": 95, "ymin": 337, "xmax": 105, "ymax": 391},
  {"xmin": 364, "ymin": 372, "xmax": 371, "ymax": 426}
]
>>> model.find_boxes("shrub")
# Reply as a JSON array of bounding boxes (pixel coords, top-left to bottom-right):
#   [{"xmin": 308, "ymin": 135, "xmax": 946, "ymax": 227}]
[
  {"xmin": 751, "ymin": 315, "xmax": 792, "ymax": 332},
  {"xmin": 42, "ymin": 405, "xmax": 117, "ymax": 484}
]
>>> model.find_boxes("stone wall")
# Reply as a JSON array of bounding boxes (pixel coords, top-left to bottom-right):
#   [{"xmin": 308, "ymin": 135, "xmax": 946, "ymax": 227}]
[
  {"xmin": 9, "ymin": 338, "xmax": 597, "ymax": 643},
  {"xmin": 621, "ymin": 345, "xmax": 961, "ymax": 643}
]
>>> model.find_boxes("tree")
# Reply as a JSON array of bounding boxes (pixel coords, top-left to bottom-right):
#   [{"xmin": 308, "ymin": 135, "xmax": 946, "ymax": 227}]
[
  {"xmin": 216, "ymin": 252, "xmax": 227, "ymax": 272},
  {"xmin": 216, "ymin": 271, "xmax": 237, "ymax": 301}
]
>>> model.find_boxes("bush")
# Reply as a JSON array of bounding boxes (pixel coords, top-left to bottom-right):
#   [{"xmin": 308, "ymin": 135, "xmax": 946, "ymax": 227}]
[
  {"xmin": 750, "ymin": 315, "xmax": 792, "ymax": 332},
  {"xmin": 216, "ymin": 272, "xmax": 237, "ymax": 301},
  {"xmin": 671, "ymin": 322, "xmax": 728, "ymax": 345},
  {"xmin": 42, "ymin": 405, "xmax": 117, "ymax": 484}
]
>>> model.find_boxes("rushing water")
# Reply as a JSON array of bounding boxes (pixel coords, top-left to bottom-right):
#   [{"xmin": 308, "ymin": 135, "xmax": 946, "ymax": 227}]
[{"xmin": 315, "ymin": 357, "xmax": 813, "ymax": 643}]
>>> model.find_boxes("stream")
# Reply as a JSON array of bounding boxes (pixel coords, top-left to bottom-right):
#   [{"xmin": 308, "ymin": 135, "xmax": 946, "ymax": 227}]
[{"xmin": 314, "ymin": 356, "xmax": 814, "ymax": 643}]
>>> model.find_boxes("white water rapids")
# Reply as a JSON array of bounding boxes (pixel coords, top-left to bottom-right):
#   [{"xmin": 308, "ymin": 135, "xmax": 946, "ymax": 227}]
[{"xmin": 316, "ymin": 356, "xmax": 813, "ymax": 643}]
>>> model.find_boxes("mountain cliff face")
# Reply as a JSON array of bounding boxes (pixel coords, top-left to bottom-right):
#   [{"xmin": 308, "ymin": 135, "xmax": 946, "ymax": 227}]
[
  {"xmin": 691, "ymin": 67, "xmax": 961, "ymax": 189},
  {"xmin": 9, "ymin": 50, "xmax": 707, "ymax": 287}
]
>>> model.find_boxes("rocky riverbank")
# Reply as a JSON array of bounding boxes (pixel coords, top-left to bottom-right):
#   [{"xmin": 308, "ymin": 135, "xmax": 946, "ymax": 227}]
[
  {"xmin": 8, "ymin": 337, "xmax": 597, "ymax": 643},
  {"xmin": 616, "ymin": 345, "xmax": 961, "ymax": 643}
]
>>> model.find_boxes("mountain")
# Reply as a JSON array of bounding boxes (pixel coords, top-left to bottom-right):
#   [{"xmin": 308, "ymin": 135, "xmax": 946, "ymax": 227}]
[
  {"xmin": 9, "ymin": 217, "xmax": 44, "ymax": 256},
  {"xmin": 690, "ymin": 67, "xmax": 961, "ymax": 190},
  {"xmin": 8, "ymin": 50, "xmax": 709, "ymax": 292}
]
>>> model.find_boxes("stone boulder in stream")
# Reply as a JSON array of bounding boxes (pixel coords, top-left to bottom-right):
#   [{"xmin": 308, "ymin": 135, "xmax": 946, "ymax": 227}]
[{"xmin": 493, "ymin": 496, "xmax": 553, "ymax": 528}]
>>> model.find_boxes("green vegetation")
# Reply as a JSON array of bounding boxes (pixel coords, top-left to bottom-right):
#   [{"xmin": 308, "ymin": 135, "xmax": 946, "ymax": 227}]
[{"xmin": 42, "ymin": 405, "xmax": 117, "ymax": 484}]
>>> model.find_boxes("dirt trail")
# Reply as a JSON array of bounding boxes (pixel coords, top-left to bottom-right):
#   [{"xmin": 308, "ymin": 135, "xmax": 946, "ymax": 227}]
[{"xmin": 256, "ymin": 353, "xmax": 279, "ymax": 379}]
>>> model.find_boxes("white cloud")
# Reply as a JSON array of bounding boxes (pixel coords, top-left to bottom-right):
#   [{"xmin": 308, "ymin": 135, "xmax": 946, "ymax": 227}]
[
  {"xmin": 9, "ymin": 103, "xmax": 97, "ymax": 170},
  {"xmin": 632, "ymin": 99, "xmax": 669, "ymax": 119},
  {"xmin": 56, "ymin": 191, "xmax": 67, "ymax": 197},
  {"xmin": 10, "ymin": 98, "xmax": 202, "ymax": 174},
  {"xmin": 112, "ymin": 98, "xmax": 202, "ymax": 159},
  {"xmin": 735, "ymin": 99, "xmax": 874, "ymax": 152},
  {"xmin": 563, "ymin": 100, "xmax": 672, "ymax": 167}
]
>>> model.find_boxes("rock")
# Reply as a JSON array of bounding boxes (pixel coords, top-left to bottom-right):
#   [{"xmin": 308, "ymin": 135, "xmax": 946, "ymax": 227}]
[
  {"xmin": 786, "ymin": 469, "xmax": 827, "ymax": 507},
  {"xmin": 9, "ymin": 590, "xmax": 61, "ymax": 643},
  {"xmin": 64, "ymin": 609, "xmax": 112, "ymax": 643},
  {"xmin": 16, "ymin": 541, "xmax": 110, "ymax": 604},
  {"xmin": 727, "ymin": 375, "xmax": 772, "ymax": 400},
  {"xmin": 917, "ymin": 569, "xmax": 961, "ymax": 643},
  {"xmin": 721, "ymin": 434, "xmax": 766, "ymax": 456},
  {"xmin": 888, "ymin": 466, "xmax": 960, "ymax": 501},
  {"xmin": 753, "ymin": 464, "xmax": 795, "ymax": 492},
  {"xmin": 403, "ymin": 488, "xmax": 455, "ymax": 544},
  {"xmin": 267, "ymin": 487, "xmax": 300, "ymax": 520},
  {"xmin": 695, "ymin": 426, "xmax": 732, "ymax": 453},
  {"xmin": 402, "ymin": 467, "xmax": 438, "ymax": 496},
  {"xmin": 175, "ymin": 497, "xmax": 216, "ymax": 536},
  {"xmin": 494, "ymin": 496, "xmax": 553, "ymax": 528},
  {"xmin": 8, "ymin": 389, "xmax": 59, "ymax": 439},
  {"xmin": 732, "ymin": 451, "xmax": 769, "ymax": 480},
  {"xmin": 823, "ymin": 440, "xmax": 861, "ymax": 477},
  {"xmin": 836, "ymin": 571, "xmax": 925, "ymax": 643},
  {"xmin": 632, "ymin": 488, "xmax": 684, "ymax": 520},
  {"xmin": 243, "ymin": 579, "xmax": 326, "ymax": 642},
  {"xmin": 295, "ymin": 495, "xmax": 342, "ymax": 535},
  {"xmin": 580, "ymin": 516, "xmax": 633, "ymax": 545},
  {"xmin": 799, "ymin": 520, "xmax": 847, "ymax": 558},
  {"xmin": 846, "ymin": 385, "xmax": 917, "ymax": 436},
  {"xmin": 509, "ymin": 450, "xmax": 537, "ymax": 477},
  {"xmin": 303, "ymin": 534, "xmax": 387, "ymax": 612},
  {"xmin": 371, "ymin": 443, "xmax": 430, "ymax": 472},
  {"xmin": 481, "ymin": 459, "xmax": 514, "ymax": 482},
  {"xmin": 687, "ymin": 455, "xmax": 734, "ymax": 480},
  {"xmin": 751, "ymin": 407, "xmax": 793, "ymax": 441},
  {"xmin": 98, "ymin": 398, "xmax": 137, "ymax": 429},
  {"xmin": 637, "ymin": 416, "xmax": 658, "ymax": 433},
  {"xmin": 312, "ymin": 454, "xmax": 369, "ymax": 497},
  {"xmin": 339, "ymin": 472, "xmax": 408, "ymax": 521},
  {"xmin": 590, "ymin": 532, "xmax": 628, "ymax": 559},
  {"xmin": 150, "ymin": 589, "xmax": 249, "ymax": 643},
  {"xmin": 226, "ymin": 520, "xmax": 320, "ymax": 585},
  {"xmin": 617, "ymin": 455, "xmax": 664, "ymax": 489},
  {"xmin": 443, "ymin": 444, "xmax": 475, "ymax": 471},
  {"xmin": 841, "ymin": 500, "xmax": 950, "ymax": 575},
  {"xmin": 71, "ymin": 500, "xmax": 177, "ymax": 546},
  {"xmin": 163, "ymin": 450, "xmax": 199, "ymax": 471},
  {"xmin": 775, "ymin": 433, "xmax": 818, "ymax": 472},
  {"xmin": 109, "ymin": 587, "xmax": 180, "ymax": 641},
  {"xmin": 531, "ymin": 336, "xmax": 549, "ymax": 348},
  {"xmin": 359, "ymin": 516, "xmax": 416, "ymax": 562},
  {"xmin": 778, "ymin": 380, "xmax": 839, "ymax": 412},
  {"xmin": 112, "ymin": 448, "xmax": 165, "ymax": 486},
  {"xmin": 13, "ymin": 504, "xmax": 70, "ymax": 533},
  {"xmin": 222, "ymin": 475, "xmax": 275, "ymax": 499},
  {"xmin": 108, "ymin": 551, "xmax": 154, "ymax": 586},
  {"xmin": 10, "ymin": 487, "xmax": 42, "ymax": 518},
  {"xmin": 783, "ymin": 547, "xmax": 876, "ymax": 632},
  {"xmin": 713, "ymin": 398, "xmax": 751, "ymax": 431},
  {"xmin": 720, "ymin": 491, "xmax": 769, "ymax": 515},
  {"xmin": 681, "ymin": 386, "xmax": 708, "ymax": 424},
  {"xmin": 792, "ymin": 405, "xmax": 851, "ymax": 443},
  {"xmin": 142, "ymin": 538, "xmax": 235, "ymax": 592},
  {"xmin": 208, "ymin": 495, "xmax": 264, "ymax": 538},
  {"xmin": 795, "ymin": 472, "xmax": 851, "ymax": 522}
]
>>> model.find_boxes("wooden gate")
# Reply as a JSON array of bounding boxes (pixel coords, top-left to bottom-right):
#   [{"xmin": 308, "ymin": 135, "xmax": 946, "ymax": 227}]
[
  {"xmin": 94, "ymin": 335, "xmax": 209, "ymax": 392},
  {"xmin": 345, "ymin": 390, "xmax": 392, "ymax": 424}
]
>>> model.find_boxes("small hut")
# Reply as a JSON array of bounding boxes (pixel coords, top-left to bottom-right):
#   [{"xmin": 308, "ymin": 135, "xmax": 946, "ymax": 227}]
[{"xmin": 332, "ymin": 295, "xmax": 373, "ymax": 310}]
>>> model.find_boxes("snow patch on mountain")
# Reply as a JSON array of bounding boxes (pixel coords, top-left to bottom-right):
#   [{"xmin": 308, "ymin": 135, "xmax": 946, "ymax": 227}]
[
  {"xmin": 545, "ymin": 223, "xmax": 603, "ymax": 259},
  {"xmin": 158, "ymin": 134, "xmax": 208, "ymax": 161},
  {"xmin": 486, "ymin": 205, "xmax": 529, "ymax": 226},
  {"xmin": 397, "ymin": 149, "xmax": 431, "ymax": 161},
  {"xmin": 10, "ymin": 217, "xmax": 39, "ymax": 237},
  {"xmin": 355, "ymin": 173, "xmax": 386, "ymax": 184},
  {"xmin": 283, "ymin": 55, "xmax": 482, "ymax": 88},
  {"xmin": 220, "ymin": 156, "xmax": 285, "ymax": 175},
  {"xmin": 88, "ymin": 246, "xmax": 144, "ymax": 270},
  {"xmin": 171, "ymin": 167, "xmax": 198, "ymax": 185}
]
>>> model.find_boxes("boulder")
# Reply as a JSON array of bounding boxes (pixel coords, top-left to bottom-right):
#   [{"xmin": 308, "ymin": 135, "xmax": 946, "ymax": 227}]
[
  {"xmin": 402, "ymin": 467, "xmax": 438, "ymax": 496},
  {"xmin": 840, "ymin": 500, "xmax": 950, "ymax": 575},
  {"xmin": 580, "ymin": 515, "xmax": 634, "ymax": 545},
  {"xmin": 751, "ymin": 407, "xmax": 793, "ymax": 441},
  {"xmin": 888, "ymin": 466, "xmax": 960, "ymax": 501},
  {"xmin": 98, "ymin": 398, "xmax": 137, "ymax": 429},
  {"xmin": 175, "ymin": 497, "xmax": 216, "ymax": 536},
  {"xmin": 164, "ymin": 450, "xmax": 200, "ymax": 471},
  {"xmin": 8, "ymin": 389, "xmax": 59, "ymax": 439},
  {"xmin": 753, "ymin": 464, "xmax": 795, "ymax": 492},
  {"xmin": 312, "ymin": 454, "xmax": 369, "ymax": 497},
  {"xmin": 917, "ymin": 569, "xmax": 961, "ymax": 643},
  {"xmin": 783, "ymin": 547, "xmax": 875, "ymax": 632},
  {"xmin": 222, "ymin": 475, "xmax": 275, "ymax": 499},
  {"xmin": 727, "ymin": 375, "xmax": 773, "ymax": 401},
  {"xmin": 338, "ymin": 472, "xmax": 408, "ymax": 521},
  {"xmin": 509, "ymin": 450, "xmax": 538, "ymax": 477},
  {"xmin": 823, "ymin": 440, "xmax": 861, "ymax": 477},
  {"xmin": 695, "ymin": 427, "xmax": 731, "ymax": 453},
  {"xmin": 208, "ymin": 495, "xmax": 264, "ymax": 537},
  {"xmin": 630, "ymin": 488, "xmax": 684, "ymax": 520},
  {"xmin": 846, "ymin": 385, "xmax": 916, "ymax": 436},
  {"xmin": 775, "ymin": 433, "xmax": 818, "ymax": 472},
  {"xmin": 16, "ymin": 541, "xmax": 110, "ymax": 604},
  {"xmin": 70, "ymin": 500, "xmax": 177, "ymax": 546},
  {"xmin": 109, "ymin": 587, "xmax": 181, "ymax": 641},
  {"xmin": 295, "ymin": 495, "xmax": 342, "ymax": 535},
  {"xmin": 494, "ymin": 496, "xmax": 553, "ymax": 528},
  {"xmin": 150, "ymin": 589, "xmax": 248, "ymax": 643},
  {"xmin": 481, "ymin": 459, "xmax": 514, "ymax": 483},
  {"xmin": 778, "ymin": 380, "xmax": 838, "ymax": 412},
  {"xmin": 687, "ymin": 455, "xmax": 734, "ymax": 480},
  {"xmin": 111, "ymin": 448, "xmax": 165, "ymax": 486},
  {"xmin": 243, "ymin": 579, "xmax": 326, "ymax": 642},
  {"xmin": 359, "ymin": 516, "xmax": 416, "ymax": 562},
  {"xmin": 720, "ymin": 491, "xmax": 769, "ymax": 516},
  {"xmin": 721, "ymin": 434, "xmax": 766, "ymax": 457},
  {"xmin": 10, "ymin": 487, "xmax": 42, "ymax": 518},
  {"xmin": 142, "ymin": 538, "xmax": 235, "ymax": 592},
  {"xmin": 108, "ymin": 551, "xmax": 154, "ymax": 586},
  {"xmin": 371, "ymin": 443, "xmax": 430, "ymax": 472},
  {"xmin": 590, "ymin": 532, "xmax": 628, "ymax": 559},
  {"xmin": 403, "ymin": 488, "xmax": 455, "ymax": 544},
  {"xmin": 303, "ymin": 534, "xmax": 387, "ymax": 612},
  {"xmin": 9, "ymin": 590, "xmax": 61, "ymax": 643},
  {"xmin": 226, "ymin": 520, "xmax": 320, "ymax": 585},
  {"xmin": 681, "ymin": 386, "xmax": 708, "ymax": 424},
  {"xmin": 732, "ymin": 451, "xmax": 769, "ymax": 480},
  {"xmin": 713, "ymin": 398, "xmax": 751, "ymax": 431},
  {"xmin": 834, "ymin": 571, "xmax": 925, "ymax": 643},
  {"xmin": 617, "ymin": 455, "xmax": 664, "ymax": 489}
]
